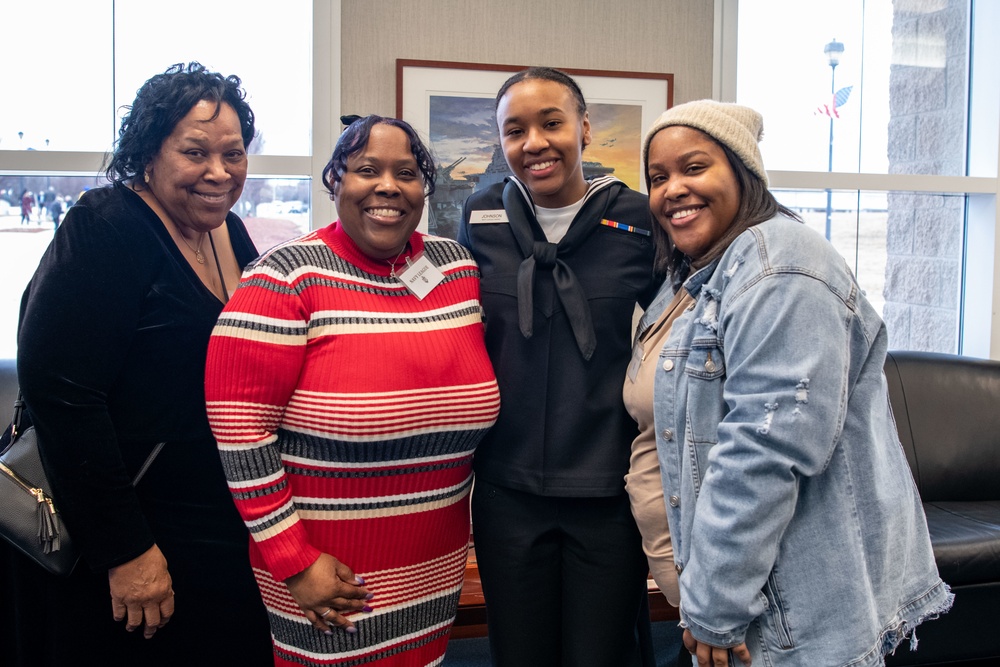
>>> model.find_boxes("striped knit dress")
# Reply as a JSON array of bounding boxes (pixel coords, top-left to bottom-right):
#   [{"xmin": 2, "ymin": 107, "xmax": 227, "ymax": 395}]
[{"xmin": 205, "ymin": 222, "xmax": 500, "ymax": 666}]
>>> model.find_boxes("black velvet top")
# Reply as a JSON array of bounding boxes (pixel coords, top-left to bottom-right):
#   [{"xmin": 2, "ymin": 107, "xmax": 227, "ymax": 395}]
[{"xmin": 16, "ymin": 184, "xmax": 258, "ymax": 571}]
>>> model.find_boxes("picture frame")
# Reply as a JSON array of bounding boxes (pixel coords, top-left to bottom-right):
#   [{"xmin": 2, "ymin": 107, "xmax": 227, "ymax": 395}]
[{"xmin": 396, "ymin": 59, "xmax": 673, "ymax": 239}]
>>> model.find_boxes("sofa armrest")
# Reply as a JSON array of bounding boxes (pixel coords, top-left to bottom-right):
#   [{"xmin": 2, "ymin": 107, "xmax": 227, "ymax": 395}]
[
  {"xmin": 884, "ymin": 351, "xmax": 1000, "ymax": 502},
  {"xmin": 883, "ymin": 351, "xmax": 918, "ymax": 479}
]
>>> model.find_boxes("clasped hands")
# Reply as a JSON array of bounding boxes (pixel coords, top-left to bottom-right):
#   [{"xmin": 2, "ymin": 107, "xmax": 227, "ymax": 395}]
[{"xmin": 285, "ymin": 552, "xmax": 373, "ymax": 635}]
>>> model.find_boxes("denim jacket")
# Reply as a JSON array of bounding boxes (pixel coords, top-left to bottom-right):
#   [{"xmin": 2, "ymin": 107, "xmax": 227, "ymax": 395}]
[{"xmin": 643, "ymin": 215, "xmax": 952, "ymax": 666}]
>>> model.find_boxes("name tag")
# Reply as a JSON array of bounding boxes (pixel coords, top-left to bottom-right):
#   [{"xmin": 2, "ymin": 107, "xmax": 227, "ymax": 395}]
[
  {"xmin": 470, "ymin": 209, "xmax": 509, "ymax": 224},
  {"xmin": 397, "ymin": 253, "xmax": 445, "ymax": 300}
]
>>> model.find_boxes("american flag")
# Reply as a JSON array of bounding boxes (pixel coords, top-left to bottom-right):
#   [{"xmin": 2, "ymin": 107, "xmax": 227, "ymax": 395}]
[{"xmin": 816, "ymin": 85, "xmax": 853, "ymax": 118}]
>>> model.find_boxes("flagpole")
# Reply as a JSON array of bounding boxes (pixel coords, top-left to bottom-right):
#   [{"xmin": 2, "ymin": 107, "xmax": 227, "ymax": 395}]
[{"xmin": 824, "ymin": 38, "xmax": 844, "ymax": 241}]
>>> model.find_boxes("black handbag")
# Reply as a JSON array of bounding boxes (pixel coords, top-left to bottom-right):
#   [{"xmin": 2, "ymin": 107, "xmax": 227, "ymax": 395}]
[{"xmin": 0, "ymin": 392, "xmax": 163, "ymax": 577}]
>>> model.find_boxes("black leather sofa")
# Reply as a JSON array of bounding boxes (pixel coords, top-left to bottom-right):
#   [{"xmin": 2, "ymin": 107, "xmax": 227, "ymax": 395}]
[{"xmin": 883, "ymin": 351, "xmax": 1000, "ymax": 666}]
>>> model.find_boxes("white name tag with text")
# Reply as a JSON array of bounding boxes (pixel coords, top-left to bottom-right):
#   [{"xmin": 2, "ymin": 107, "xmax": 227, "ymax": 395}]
[
  {"xmin": 398, "ymin": 254, "xmax": 445, "ymax": 300},
  {"xmin": 470, "ymin": 209, "xmax": 509, "ymax": 224}
]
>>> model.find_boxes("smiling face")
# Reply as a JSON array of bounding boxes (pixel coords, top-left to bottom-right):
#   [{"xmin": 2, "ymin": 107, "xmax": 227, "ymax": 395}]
[
  {"xmin": 496, "ymin": 78, "xmax": 592, "ymax": 208},
  {"xmin": 333, "ymin": 123, "xmax": 426, "ymax": 260},
  {"xmin": 143, "ymin": 100, "xmax": 247, "ymax": 233},
  {"xmin": 646, "ymin": 125, "xmax": 741, "ymax": 260}
]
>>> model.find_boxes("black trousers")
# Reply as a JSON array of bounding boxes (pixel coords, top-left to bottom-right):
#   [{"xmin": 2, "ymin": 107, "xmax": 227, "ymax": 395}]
[{"xmin": 472, "ymin": 482, "xmax": 651, "ymax": 667}]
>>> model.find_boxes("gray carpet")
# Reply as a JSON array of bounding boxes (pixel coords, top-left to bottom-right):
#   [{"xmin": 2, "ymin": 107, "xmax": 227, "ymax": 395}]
[{"xmin": 443, "ymin": 621, "xmax": 687, "ymax": 666}]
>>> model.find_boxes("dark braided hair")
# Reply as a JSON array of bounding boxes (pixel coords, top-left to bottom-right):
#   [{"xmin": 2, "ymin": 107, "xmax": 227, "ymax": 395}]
[{"xmin": 494, "ymin": 67, "xmax": 586, "ymax": 116}]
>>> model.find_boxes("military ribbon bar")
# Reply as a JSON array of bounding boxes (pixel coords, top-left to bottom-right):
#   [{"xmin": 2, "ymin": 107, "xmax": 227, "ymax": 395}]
[{"xmin": 600, "ymin": 219, "xmax": 651, "ymax": 237}]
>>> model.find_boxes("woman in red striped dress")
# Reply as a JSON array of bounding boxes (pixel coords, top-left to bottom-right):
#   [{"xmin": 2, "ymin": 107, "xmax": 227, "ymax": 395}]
[{"xmin": 205, "ymin": 115, "xmax": 499, "ymax": 666}]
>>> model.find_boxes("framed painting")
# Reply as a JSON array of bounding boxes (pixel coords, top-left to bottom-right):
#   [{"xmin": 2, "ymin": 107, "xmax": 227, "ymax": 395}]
[{"xmin": 396, "ymin": 59, "xmax": 673, "ymax": 239}]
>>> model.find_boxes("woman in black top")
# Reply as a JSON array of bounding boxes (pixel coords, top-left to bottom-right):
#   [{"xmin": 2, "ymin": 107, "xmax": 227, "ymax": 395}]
[{"xmin": 4, "ymin": 62, "xmax": 272, "ymax": 666}]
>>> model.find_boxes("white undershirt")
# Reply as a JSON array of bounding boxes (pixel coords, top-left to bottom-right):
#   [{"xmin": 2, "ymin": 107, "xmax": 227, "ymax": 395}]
[{"xmin": 534, "ymin": 198, "xmax": 586, "ymax": 244}]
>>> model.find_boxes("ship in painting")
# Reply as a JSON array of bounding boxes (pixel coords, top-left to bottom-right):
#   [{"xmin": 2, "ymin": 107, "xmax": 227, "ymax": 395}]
[{"xmin": 428, "ymin": 157, "xmax": 474, "ymax": 239}]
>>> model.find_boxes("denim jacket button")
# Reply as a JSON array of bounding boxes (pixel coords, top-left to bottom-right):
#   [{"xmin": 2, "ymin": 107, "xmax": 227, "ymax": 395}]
[
  {"xmin": 705, "ymin": 359, "xmax": 717, "ymax": 372},
  {"xmin": 662, "ymin": 428, "xmax": 673, "ymax": 440},
  {"xmin": 662, "ymin": 359, "xmax": 674, "ymax": 371},
  {"xmin": 675, "ymin": 563, "xmax": 683, "ymax": 574},
  {"xmin": 668, "ymin": 494, "xmax": 680, "ymax": 507}
]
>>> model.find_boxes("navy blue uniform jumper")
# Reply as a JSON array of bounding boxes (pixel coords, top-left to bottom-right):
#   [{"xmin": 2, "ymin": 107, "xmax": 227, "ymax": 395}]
[{"xmin": 459, "ymin": 177, "xmax": 658, "ymax": 667}]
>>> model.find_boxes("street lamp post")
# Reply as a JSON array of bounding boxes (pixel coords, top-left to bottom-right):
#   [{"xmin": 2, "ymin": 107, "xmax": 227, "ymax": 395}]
[{"xmin": 824, "ymin": 38, "xmax": 844, "ymax": 241}]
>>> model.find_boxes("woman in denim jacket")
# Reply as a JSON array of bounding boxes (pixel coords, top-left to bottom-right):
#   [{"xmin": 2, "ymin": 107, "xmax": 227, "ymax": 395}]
[{"xmin": 629, "ymin": 100, "xmax": 952, "ymax": 666}]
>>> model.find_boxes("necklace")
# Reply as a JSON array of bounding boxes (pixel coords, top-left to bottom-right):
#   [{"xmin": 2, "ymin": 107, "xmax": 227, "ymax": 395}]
[
  {"xmin": 386, "ymin": 245, "xmax": 407, "ymax": 278},
  {"xmin": 180, "ymin": 231, "xmax": 208, "ymax": 264}
]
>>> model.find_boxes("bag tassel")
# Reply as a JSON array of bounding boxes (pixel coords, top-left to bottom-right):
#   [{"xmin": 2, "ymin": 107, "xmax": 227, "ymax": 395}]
[{"xmin": 36, "ymin": 494, "xmax": 60, "ymax": 554}]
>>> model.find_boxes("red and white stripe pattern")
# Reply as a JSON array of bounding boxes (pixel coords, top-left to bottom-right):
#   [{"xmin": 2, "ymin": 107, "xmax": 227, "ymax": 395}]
[{"xmin": 206, "ymin": 222, "xmax": 499, "ymax": 666}]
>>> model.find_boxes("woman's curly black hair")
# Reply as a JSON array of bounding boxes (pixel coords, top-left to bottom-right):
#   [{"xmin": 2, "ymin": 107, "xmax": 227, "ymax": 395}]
[
  {"xmin": 104, "ymin": 62, "xmax": 256, "ymax": 184},
  {"xmin": 321, "ymin": 115, "xmax": 436, "ymax": 198}
]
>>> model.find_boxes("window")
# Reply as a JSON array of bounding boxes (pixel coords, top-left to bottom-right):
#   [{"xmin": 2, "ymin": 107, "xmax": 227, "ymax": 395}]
[
  {"xmin": 0, "ymin": 0, "xmax": 339, "ymax": 360},
  {"xmin": 2, "ymin": 1, "xmax": 314, "ymax": 157},
  {"xmin": 719, "ymin": 0, "xmax": 1000, "ymax": 356}
]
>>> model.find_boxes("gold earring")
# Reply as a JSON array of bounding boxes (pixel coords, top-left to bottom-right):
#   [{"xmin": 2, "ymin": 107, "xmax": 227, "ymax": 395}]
[{"xmin": 144, "ymin": 172, "xmax": 150, "ymax": 184}]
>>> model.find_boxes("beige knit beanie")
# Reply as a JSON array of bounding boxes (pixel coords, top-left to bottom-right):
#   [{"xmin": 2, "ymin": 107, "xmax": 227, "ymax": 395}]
[{"xmin": 642, "ymin": 100, "xmax": 768, "ymax": 187}]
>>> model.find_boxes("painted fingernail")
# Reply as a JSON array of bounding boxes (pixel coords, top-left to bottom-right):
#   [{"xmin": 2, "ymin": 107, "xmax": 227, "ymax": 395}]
[
  {"xmin": 362, "ymin": 605, "xmax": 373, "ymax": 613},
  {"xmin": 355, "ymin": 575, "xmax": 365, "ymax": 585},
  {"xmin": 364, "ymin": 592, "xmax": 374, "ymax": 601},
  {"xmin": 324, "ymin": 630, "xmax": 333, "ymax": 636},
  {"xmin": 346, "ymin": 626, "xmax": 358, "ymax": 634}
]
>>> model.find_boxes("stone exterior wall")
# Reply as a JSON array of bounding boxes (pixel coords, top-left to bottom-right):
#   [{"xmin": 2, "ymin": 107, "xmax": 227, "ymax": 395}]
[{"xmin": 884, "ymin": 0, "xmax": 968, "ymax": 352}]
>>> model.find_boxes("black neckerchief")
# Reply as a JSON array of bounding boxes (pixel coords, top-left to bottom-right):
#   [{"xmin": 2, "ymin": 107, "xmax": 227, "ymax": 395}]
[{"xmin": 501, "ymin": 177, "xmax": 622, "ymax": 361}]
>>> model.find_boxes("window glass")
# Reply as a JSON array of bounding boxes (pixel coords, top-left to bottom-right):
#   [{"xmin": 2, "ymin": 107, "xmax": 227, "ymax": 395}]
[
  {"xmin": 0, "ymin": 1, "xmax": 114, "ymax": 151},
  {"xmin": 0, "ymin": 175, "xmax": 105, "ymax": 358},
  {"xmin": 114, "ymin": 0, "xmax": 313, "ymax": 156},
  {"xmin": 0, "ymin": 0, "xmax": 312, "ymax": 156},
  {"xmin": 737, "ymin": 0, "xmax": 971, "ymax": 178},
  {"xmin": 236, "ymin": 178, "xmax": 312, "ymax": 253}
]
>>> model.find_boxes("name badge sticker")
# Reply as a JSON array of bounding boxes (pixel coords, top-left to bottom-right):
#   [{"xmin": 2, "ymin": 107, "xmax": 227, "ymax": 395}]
[
  {"xmin": 470, "ymin": 209, "xmax": 509, "ymax": 224},
  {"xmin": 398, "ymin": 253, "xmax": 445, "ymax": 300}
]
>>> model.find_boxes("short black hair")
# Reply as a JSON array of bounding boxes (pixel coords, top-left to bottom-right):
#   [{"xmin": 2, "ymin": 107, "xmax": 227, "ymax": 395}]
[
  {"xmin": 494, "ymin": 67, "xmax": 587, "ymax": 117},
  {"xmin": 321, "ymin": 115, "xmax": 437, "ymax": 198},
  {"xmin": 104, "ymin": 62, "xmax": 256, "ymax": 184}
]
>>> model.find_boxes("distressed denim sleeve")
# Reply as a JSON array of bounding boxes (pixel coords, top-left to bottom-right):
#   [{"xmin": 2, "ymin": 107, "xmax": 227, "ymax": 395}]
[{"xmin": 680, "ymin": 267, "xmax": 855, "ymax": 648}]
